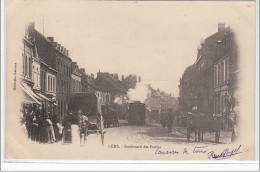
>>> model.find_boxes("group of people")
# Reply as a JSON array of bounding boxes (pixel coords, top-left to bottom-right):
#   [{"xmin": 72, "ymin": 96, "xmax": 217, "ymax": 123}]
[
  {"xmin": 21, "ymin": 104, "xmax": 60, "ymax": 144},
  {"xmin": 21, "ymin": 104, "xmax": 100, "ymax": 146}
]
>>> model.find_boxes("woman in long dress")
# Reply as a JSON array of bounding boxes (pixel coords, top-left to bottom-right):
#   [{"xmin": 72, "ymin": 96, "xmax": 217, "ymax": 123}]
[{"xmin": 70, "ymin": 110, "xmax": 81, "ymax": 145}]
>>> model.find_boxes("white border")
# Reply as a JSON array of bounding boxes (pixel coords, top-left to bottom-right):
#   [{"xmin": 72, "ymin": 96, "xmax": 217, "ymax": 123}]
[
  {"xmin": 1, "ymin": 0, "xmax": 259, "ymax": 171},
  {"xmin": 255, "ymin": 0, "xmax": 259, "ymax": 164}
]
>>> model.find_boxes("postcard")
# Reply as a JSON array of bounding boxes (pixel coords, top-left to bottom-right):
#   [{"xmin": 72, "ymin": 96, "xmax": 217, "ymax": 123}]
[{"xmin": 4, "ymin": 0, "xmax": 256, "ymax": 161}]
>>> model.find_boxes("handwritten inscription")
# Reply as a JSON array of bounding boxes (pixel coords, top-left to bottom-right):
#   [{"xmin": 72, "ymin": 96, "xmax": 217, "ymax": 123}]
[
  {"xmin": 154, "ymin": 145, "xmax": 243, "ymax": 160},
  {"xmin": 155, "ymin": 148, "xmax": 179, "ymax": 155},
  {"xmin": 193, "ymin": 146, "xmax": 208, "ymax": 154},
  {"xmin": 208, "ymin": 145, "xmax": 242, "ymax": 160}
]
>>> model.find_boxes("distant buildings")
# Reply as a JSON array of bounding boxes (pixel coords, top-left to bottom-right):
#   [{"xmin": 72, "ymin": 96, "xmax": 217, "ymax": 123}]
[
  {"xmin": 178, "ymin": 23, "xmax": 239, "ymax": 120},
  {"xmin": 95, "ymin": 72, "xmax": 129, "ymax": 105},
  {"xmin": 71, "ymin": 62, "xmax": 82, "ymax": 93}
]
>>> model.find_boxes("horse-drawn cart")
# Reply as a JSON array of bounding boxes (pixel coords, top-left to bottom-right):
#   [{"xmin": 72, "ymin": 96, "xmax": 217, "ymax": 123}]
[
  {"xmin": 66, "ymin": 92, "xmax": 105, "ymax": 145},
  {"xmin": 186, "ymin": 112, "xmax": 222, "ymax": 143}
]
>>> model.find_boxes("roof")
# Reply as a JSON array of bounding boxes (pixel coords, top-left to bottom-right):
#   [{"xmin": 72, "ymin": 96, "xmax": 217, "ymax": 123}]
[
  {"xmin": 205, "ymin": 27, "xmax": 232, "ymax": 43},
  {"xmin": 95, "ymin": 73, "xmax": 128, "ymax": 94},
  {"xmin": 28, "ymin": 27, "xmax": 71, "ymax": 60},
  {"xmin": 186, "ymin": 27, "xmax": 233, "ymax": 76},
  {"xmin": 182, "ymin": 64, "xmax": 197, "ymax": 79}
]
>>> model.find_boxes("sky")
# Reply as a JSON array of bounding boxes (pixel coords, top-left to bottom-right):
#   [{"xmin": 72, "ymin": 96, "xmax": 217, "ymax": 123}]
[{"xmin": 8, "ymin": 0, "xmax": 255, "ymax": 96}]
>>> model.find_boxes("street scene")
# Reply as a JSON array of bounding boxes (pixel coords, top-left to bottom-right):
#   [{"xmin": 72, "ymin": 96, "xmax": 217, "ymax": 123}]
[{"xmin": 20, "ymin": 19, "xmax": 239, "ymax": 146}]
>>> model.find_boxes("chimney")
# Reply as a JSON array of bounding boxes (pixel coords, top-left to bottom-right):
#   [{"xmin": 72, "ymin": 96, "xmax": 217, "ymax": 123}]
[
  {"xmin": 47, "ymin": 37, "xmax": 54, "ymax": 42},
  {"xmin": 67, "ymin": 50, "xmax": 69, "ymax": 57},
  {"xmin": 28, "ymin": 22, "xmax": 35, "ymax": 30},
  {"xmin": 61, "ymin": 46, "xmax": 64, "ymax": 53},
  {"xmin": 53, "ymin": 42, "xmax": 58, "ymax": 47},
  {"xmin": 113, "ymin": 73, "xmax": 119, "ymax": 80},
  {"xmin": 121, "ymin": 75, "xmax": 124, "ymax": 81},
  {"xmin": 97, "ymin": 72, "xmax": 102, "ymax": 77},
  {"xmin": 80, "ymin": 68, "xmax": 85, "ymax": 73},
  {"xmin": 218, "ymin": 22, "xmax": 225, "ymax": 32},
  {"xmin": 58, "ymin": 44, "xmax": 61, "ymax": 51}
]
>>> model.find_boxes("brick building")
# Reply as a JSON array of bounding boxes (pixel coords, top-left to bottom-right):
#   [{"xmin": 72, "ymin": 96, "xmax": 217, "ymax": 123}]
[
  {"xmin": 71, "ymin": 62, "xmax": 82, "ymax": 93},
  {"xmin": 28, "ymin": 22, "xmax": 72, "ymax": 122},
  {"xmin": 21, "ymin": 31, "xmax": 42, "ymax": 105},
  {"xmin": 40, "ymin": 60, "xmax": 58, "ymax": 116},
  {"xmin": 179, "ymin": 23, "xmax": 239, "ymax": 120}
]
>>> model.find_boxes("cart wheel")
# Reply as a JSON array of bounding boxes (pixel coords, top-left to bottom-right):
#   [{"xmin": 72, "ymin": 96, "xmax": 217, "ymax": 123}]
[{"xmin": 101, "ymin": 132, "xmax": 104, "ymax": 145}]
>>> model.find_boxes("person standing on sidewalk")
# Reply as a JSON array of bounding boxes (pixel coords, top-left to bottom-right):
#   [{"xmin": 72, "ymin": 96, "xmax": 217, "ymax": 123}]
[{"xmin": 167, "ymin": 108, "xmax": 173, "ymax": 133}]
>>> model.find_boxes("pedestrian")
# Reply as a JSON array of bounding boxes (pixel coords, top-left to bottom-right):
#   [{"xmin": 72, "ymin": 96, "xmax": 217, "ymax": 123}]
[
  {"xmin": 167, "ymin": 108, "xmax": 173, "ymax": 133},
  {"xmin": 43, "ymin": 114, "xmax": 56, "ymax": 143},
  {"xmin": 62, "ymin": 114, "xmax": 72, "ymax": 144},
  {"xmin": 70, "ymin": 109, "xmax": 81, "ymax": 145},
  {"xmin": 230, "ymin": 100, "xmax": 239, "ymax": 142},
  {"xmin": 31, "ymin": 114, "xmax": 39, "ymax": 141},
  {"xmin": 79, "ymin": 115, "xmax": 89, "ymax": 146},
  {"xmin": 52, "ymin": 114, "xmax": 60, "ymax": 142},
  {"xmin": 24, "ymin": 108, "xmax": 33, "ymax": 139}
]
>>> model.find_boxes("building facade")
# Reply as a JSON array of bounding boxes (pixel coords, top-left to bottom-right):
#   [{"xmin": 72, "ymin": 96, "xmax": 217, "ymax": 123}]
[
  {"xmin": 71, "ymin": 62, "xmax": 82, "ymax": 93},
  {"xmin": 179, "ymin": 23, "xmax": 239, "ymax": 122},
  {"xmin": 20, "ymin": 27, "xmax": 44, "ymax": 106},
  {"xmin": 28, "ymin": 22, "xmax": 72, "ymax": 122}
]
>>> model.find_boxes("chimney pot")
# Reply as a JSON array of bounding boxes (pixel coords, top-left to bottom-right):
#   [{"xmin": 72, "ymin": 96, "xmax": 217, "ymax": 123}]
[
  {"xmin": 218, "ymin": 22, "xmax": 225, "ymax": 32},
  {"xmin": 47, "ymin": 37, "xmax": 54, "ymax": 42},
  {"xmin": 58, "ymin": 44, "xmax": 61, "ymax": 50},
  {"xmin": 28, "ymin": 22, "xmax": 35, "ymax": 30}
]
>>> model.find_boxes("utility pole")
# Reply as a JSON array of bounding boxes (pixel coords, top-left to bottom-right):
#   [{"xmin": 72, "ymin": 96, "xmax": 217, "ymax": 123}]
[{"xmin": 42, "ymin": 15, "xmax": 45, "ymax": 36}]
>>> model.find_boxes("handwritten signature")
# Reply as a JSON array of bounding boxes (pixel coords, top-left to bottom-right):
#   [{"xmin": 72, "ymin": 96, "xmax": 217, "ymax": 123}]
[
  {"xmin": 155, "ymin": 148, "xmax": 179, "ymax": 155},
  {"xmin": 208, "ymin": 145, "xmax": 242, "ymax": 160}
]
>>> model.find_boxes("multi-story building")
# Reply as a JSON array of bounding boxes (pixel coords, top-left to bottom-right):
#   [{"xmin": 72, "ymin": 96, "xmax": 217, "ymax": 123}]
[
  {"xmin": 212, "ymin": 24, "xmax": 239, "ymax": 116},
  {"xmin": 28, "ymin": 22, "xmax": 72, "ymax": 122},
  {"xmin": 79, "ymin": 68, "xmax": 96, "ymax": 93},
  {"xmin": 40, "ymin": 60, "xmax": 58, "ymax": 116},
  {"xmin": 71, "ymin": 62, "xmax": 82, "ymax": 93},
  {"xmin": 179, "ymin": 23, "xmax": 239, "ymax": 120},
  {"xmin": 79, "ymin": 68, "xmax": 88, "ymax": 92},
  {"xmin": 20, "ymin": 26, "xmax": 42, "ymax": 105}
]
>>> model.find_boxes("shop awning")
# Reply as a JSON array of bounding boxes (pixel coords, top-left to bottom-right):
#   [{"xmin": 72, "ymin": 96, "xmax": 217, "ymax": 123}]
[
  {"xmin": 36, "ymin": 93, "xmax": 52, "ymax": 102},
  {"xmin": 21, "ymin": 83, "xmax": 42, "ymax": 105},
  {"xmin": 21, "ymin": 82, "xmax": 43, "ymax": 101}
]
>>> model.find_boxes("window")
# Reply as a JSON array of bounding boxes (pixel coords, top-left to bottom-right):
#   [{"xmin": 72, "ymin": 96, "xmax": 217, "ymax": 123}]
[
  {"xmin": 222, "ymin": 60, "xmax": 226, "ymax": 83},
  {"xmin": 217, "ymin": 64, "xmax": 221, "ymax": 86},
  {"xmin": 35, "ymin": 69, "xmax": 37, "ymax": 87},
  {"xmin": 53, "ymin": 77, "xmax": 56, "ymax": 92},
  {"xmin": 24, "ymin": 55, "xmax": 27, "ymax": 76},
  {"xmin": 48, "ymin": 76, "xmax": 50, "ymax": 91},
  {"xmin": 214, "ymin": 66, "xmax": 217, "ymax": 86},
  {"xmin": 29, "ymin": 58, "xmax": 32, "ymax": 77},
  {"xmin": 225, "ymin": 58, "xmax": 229, "ymax": 82}
]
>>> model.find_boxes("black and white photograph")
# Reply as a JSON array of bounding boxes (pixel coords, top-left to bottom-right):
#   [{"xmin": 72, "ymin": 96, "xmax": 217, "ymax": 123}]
[{"xmin": 2, "ymin": 0, "xmax": 258, "ymax": 167}]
